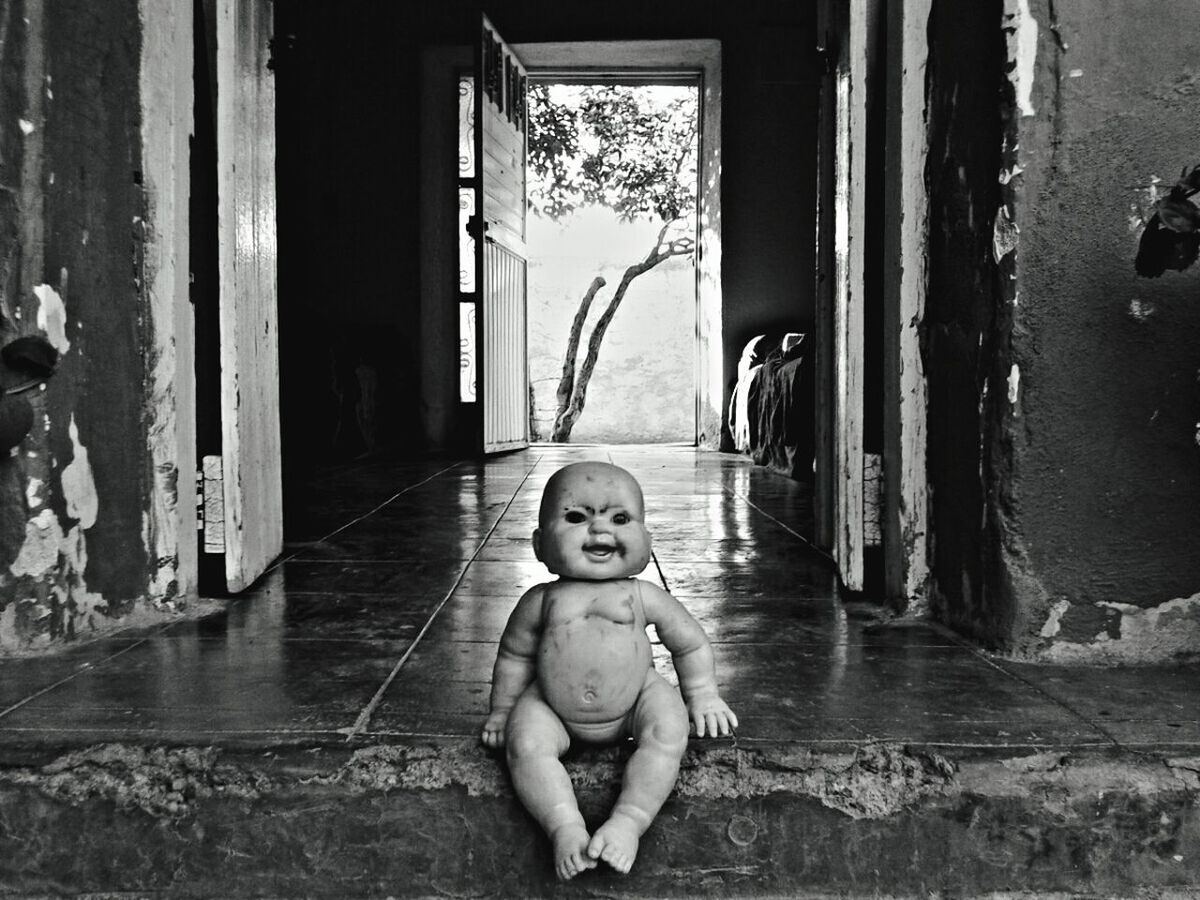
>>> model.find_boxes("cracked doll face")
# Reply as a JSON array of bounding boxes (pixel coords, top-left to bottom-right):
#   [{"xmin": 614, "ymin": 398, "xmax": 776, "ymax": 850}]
[{"xmin": 532, "ymin": 462, "xmax": 651, "ymax": 580}]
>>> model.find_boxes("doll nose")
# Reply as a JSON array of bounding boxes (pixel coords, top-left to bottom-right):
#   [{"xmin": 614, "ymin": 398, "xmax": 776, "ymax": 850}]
[{"xmin": 589, "ymin": 518, "xmax": 613, "ymax": 535}]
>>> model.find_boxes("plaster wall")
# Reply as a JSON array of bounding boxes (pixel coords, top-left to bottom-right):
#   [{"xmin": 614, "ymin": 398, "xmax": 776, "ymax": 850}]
[
  {"xmin": 925, "ymin": 0, "xmax": 1200, "ymax": 660},
  {"xmin": 1004, "ymin": 0, "xmax": 1200, "ymax": 661},
  {"xmin": 0, "ymin": 0, "xmax": 193, "ymax": 652}
]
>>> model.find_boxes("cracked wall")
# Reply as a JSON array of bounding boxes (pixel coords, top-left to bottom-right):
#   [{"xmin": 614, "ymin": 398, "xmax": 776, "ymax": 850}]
[
  {"xmin": 0, "ymin": 0, "xmax": 189, "ymax": 653},
  {"xmin": 925, "ymin": 0, "xmax": 1200, "ymax": 661},
  {"xmin": 1002, "ymin": 0, "xmax": 1200, "ymax": 660}
]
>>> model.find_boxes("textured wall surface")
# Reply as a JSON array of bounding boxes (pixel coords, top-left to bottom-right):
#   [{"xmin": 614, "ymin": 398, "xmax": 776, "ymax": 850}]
[
  {"xmin": 0, "ymin": 1, "xmax": 184, "ymax": 652},
  {"xmin": 1005, "ymin": 0, "xmax": 1200, "ymax": 660},
  {"xmin": 925, "ymin": 0, "xmax": 1200, "ymax": 660}
]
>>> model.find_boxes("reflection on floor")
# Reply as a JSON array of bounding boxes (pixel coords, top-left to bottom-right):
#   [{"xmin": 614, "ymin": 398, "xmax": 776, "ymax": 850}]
[{"xmin": 2, "ymin": 445, "xmax": 1195, "ymax": 753}]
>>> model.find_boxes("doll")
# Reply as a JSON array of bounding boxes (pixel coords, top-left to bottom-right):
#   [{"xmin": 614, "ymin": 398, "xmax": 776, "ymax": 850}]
[{"xmin": 481, "ymin": 461, "xmax": 737, "ymax": 880}]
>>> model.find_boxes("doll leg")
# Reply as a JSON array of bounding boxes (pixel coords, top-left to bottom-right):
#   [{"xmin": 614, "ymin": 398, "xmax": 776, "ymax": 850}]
[
  {"xmin": 587, "ymin": 671, "xmax": 689, "ymax": 874},
  {"xmin": 505, "ymin": 684, "xmax": 596, "ymax": 881}
]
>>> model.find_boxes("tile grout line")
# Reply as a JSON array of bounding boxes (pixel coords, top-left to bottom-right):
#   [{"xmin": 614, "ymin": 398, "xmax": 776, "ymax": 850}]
[
  {"xmin": 950, "ymin": 636, "xmax": 1124, "ymax": 749},
  {"xmin": 342, "ymin": 455, "xmax": 544, "ymax": 741},
  {"xmin": 0, "ymin": 462, "xmax": 461, "ymax": 723},
  {"xmin": 261, "ymin": 462, "xmax": 465, "ymax": 579},
  {"xmin": 725, "ymin": 484, "xmax": 836, "ymax": 565},
  {"xmin": 0, "ymin": 624, "xmax": 174, "ymax": 721}
]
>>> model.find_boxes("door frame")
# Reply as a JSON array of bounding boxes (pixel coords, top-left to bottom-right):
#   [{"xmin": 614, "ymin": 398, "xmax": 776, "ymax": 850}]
[
  {"xmin": 144, "ymin": 0, "xmax": 283, "ymax": 601},
  {"xmin": 418, "ymin": 40, "xmax": 723, "ymax": 453},
  {"xmin": 816, "ymin": 0, "xmax": 931, "ymax": 604},
  {"xmin": 881, "ymin": 0, "xmax": 931, "ymax": 610},
  {"xmin": 142, "ymin": 0, "xmax": 198, "ymax": 602},
  {"xmin": 815, "ymin": 0, "xmax": 868, "ymax": 592}
]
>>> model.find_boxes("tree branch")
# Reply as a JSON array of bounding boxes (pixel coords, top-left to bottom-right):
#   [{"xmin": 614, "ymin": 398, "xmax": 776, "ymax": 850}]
[{"xmin": 646, "ymin": 220, "xmax": 672, "ymax": 263}]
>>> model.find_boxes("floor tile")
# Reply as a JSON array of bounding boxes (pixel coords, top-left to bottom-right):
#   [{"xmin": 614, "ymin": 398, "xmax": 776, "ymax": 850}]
[
  {"xmin": 0, "ymin": 636, "xmax": 155, "ymax": 711},
  {"xmin": 0, "ymin": 634, "xmax": 404, "ymax": 744},
  {"xmin": 1, "ymin": 445, "xmax": 1191, "ymax": 763},
  {"xmin": 270, "ymin": 559, "xmax": 465, "ymax": 597},
  {"xmin": 992, "ymin": 659, "xmax": 1200, "ymax": 747},
  {"xmin": 656, "ymin": 559, "xmax": 838, "ymax": 599}
]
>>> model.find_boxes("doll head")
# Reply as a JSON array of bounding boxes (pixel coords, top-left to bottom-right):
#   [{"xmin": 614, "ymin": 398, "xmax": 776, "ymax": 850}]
[{"xmin": 533, "ymin": 461, "xmax": 651, "ymax": 580}]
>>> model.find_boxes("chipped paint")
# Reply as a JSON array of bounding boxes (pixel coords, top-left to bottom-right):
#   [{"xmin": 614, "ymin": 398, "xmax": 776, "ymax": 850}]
[
  {"xmin": 1003, "ymin": 0, "xmax": 1039, "ymax": 117},
  {"xmin": 1128, "ymin": 298, "xmax": 1156, "ymax": 321},
  {"xmin": 0, "ymin": 602, "xmax": 17, "ymax": 648},
  {"xmin": 1039, "ymin": 598, "xmax": 1070, "ymax": 637},
  {"xmin": 58, "ymin": 524, "xmax": 109, "ymax": 624},
  {"xmin": 1006, "ymin": 363, "xmax": 1020, "ymax": 406},
  {"xmin": 62, "ymin": 415, "xmax": 98, "ymax": 529},
  {"xmin": 18, "ymin": 118, "xmax": 34, "ymax": 134},
  {"xmin": 32, "ymin": 283, "xmax": 71, "ymax": 355},
  {"xmin": 993, "ymin": 205, "xmax": 1019, "ymax": 263},
  {"xmin": 9, "ymin": 508, "xmax": 63, "ymax": 578},
  {"xmin": 25, "ymin": 478, "xmax": 44, "ymax": 508},
  {"xmin": 998, "ymin": 165, "xmax": 1024, "ymax": 185},
  {"xmin": 1043, "ymin": 593, "xmax": 1200, "ymax": 664}
]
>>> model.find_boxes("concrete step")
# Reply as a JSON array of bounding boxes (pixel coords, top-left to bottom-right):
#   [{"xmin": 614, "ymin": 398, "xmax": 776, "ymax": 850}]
[{"xmin": 2, "ymin": 739, "xmax": 1198, "ymax": 897}]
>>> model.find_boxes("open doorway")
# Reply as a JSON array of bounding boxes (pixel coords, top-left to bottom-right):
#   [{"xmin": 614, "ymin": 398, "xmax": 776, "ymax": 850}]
[
  {"xmin": 524, "ymin": 81, "xmax": 700, "ymax": 445},
  {"xmin": 419, "ymin": 40, "xmax": 724, "ymax": 456}
]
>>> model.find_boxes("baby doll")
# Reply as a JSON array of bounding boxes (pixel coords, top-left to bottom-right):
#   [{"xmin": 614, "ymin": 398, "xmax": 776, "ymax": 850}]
[{"xmin": 481, "ymin": 461, "xmax": 737, "ymax": 881}]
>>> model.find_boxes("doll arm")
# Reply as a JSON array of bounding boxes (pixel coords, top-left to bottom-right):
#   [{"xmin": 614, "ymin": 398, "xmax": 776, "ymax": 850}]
[
  {"xmin": 481, "ymin": 584, "xmax": 545, "ymax": 748},
  {"xmin": 641, "ymin": 581, "xmax": 738, "ymax": 738}
]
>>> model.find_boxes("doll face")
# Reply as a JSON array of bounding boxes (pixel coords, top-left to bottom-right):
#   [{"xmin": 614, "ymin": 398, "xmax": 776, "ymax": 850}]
[{"xmin": 533, "ymin": 462, "xmax": 651, "ymax": 580}]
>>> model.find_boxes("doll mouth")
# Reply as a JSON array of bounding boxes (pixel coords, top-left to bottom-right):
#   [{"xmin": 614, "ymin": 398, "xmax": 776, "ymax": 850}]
[{"xmin": 583, "ymin": 544, "xmax": 618, "ymax": 560}]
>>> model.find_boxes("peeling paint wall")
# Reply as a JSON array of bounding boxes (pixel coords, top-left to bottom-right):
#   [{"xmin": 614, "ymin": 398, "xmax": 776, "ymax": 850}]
[
  {"xmin": 0, "ymin": 1, "xmax": 191, "ymax": 652},
  {"xmin": 925, "ymin": 0, "xmax": 1200, "ymax": 661},
  {"xmin": 1006, "ymin": 0, "xmax": 1200, "ymax": 661}
]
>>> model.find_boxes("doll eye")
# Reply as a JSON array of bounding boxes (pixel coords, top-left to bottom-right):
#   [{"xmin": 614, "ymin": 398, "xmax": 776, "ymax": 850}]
[
  {"xmin": 612, "ymin": 512, "xmax": 630, "ymax": 525},
  {"xmin": 564, "ymin": 510, "xmax": 586, "ymax": 524}
]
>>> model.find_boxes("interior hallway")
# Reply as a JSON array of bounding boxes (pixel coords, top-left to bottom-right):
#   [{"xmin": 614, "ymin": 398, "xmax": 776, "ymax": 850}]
[
  {"xmin": 1, "ymin": 447, "xmax": 1198, "ymax": 897},
  {"xmin": 1, "ymin": 445, "xmax": 1192, "ymax": 752}
]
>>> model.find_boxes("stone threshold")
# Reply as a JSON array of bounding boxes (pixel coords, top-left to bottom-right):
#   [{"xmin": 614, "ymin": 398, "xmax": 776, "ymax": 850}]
[{"xmin": 2, "ymin": 738, "xmax": 1197, "ymax": 897}]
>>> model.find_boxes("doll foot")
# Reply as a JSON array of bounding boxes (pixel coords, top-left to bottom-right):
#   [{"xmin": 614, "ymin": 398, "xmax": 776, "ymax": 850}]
[
  {"xmin": 587, "ymin": 814, "xmax": 640, "ymax": 874},
  {"xmin": 552, "ymin": 823, "xmax": 597, "ymax": 881}
]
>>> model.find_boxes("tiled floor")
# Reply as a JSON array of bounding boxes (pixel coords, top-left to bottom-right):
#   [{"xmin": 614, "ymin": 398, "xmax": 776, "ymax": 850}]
[{"xmin": 1, "ymin": 445, "xmax": 1197, "ymax": 756}]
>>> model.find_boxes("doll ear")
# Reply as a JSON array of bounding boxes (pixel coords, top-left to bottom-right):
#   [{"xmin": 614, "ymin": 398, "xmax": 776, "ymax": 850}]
[{"xmin": 531, "ymin": 528, "xmax": 544, "ymax": 561}]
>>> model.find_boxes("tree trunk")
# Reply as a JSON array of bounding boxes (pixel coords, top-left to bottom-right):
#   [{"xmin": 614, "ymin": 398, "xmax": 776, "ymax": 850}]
[
  {"xmin": 550, "ymin": 276, "xmax": 605, "ymax": 440},
  {"xmin": 551, "ymin": 263, "xmax": 650, "ymax": 442},
  {"xmin": 551, "ymin": 221, "xmax": 693, "ymax": 443}
]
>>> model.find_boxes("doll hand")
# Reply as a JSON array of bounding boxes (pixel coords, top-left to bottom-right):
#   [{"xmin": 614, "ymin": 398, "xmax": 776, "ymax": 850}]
[
  {"xmin": 687, "ymin": 695, "xmax": 738, "ymax": 738},
  {"xmin": 481, "ymin": 709, "xmax": 509, "ymax": 748}
]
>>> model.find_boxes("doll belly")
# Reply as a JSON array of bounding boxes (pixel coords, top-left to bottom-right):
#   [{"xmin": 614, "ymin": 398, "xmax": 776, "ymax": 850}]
[{"xmin": 538, "ymin": 619, "xmax": 651, "ymax": 724}]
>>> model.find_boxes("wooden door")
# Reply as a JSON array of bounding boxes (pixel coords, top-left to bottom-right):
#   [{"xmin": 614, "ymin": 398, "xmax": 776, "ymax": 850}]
[
  {"xmin": 211, "ymin": 0, "xmax": 283, "ymax": 592},
  {"xmin": 475, "ymin": 15, "xmax": 530, "ymax": 453}
]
